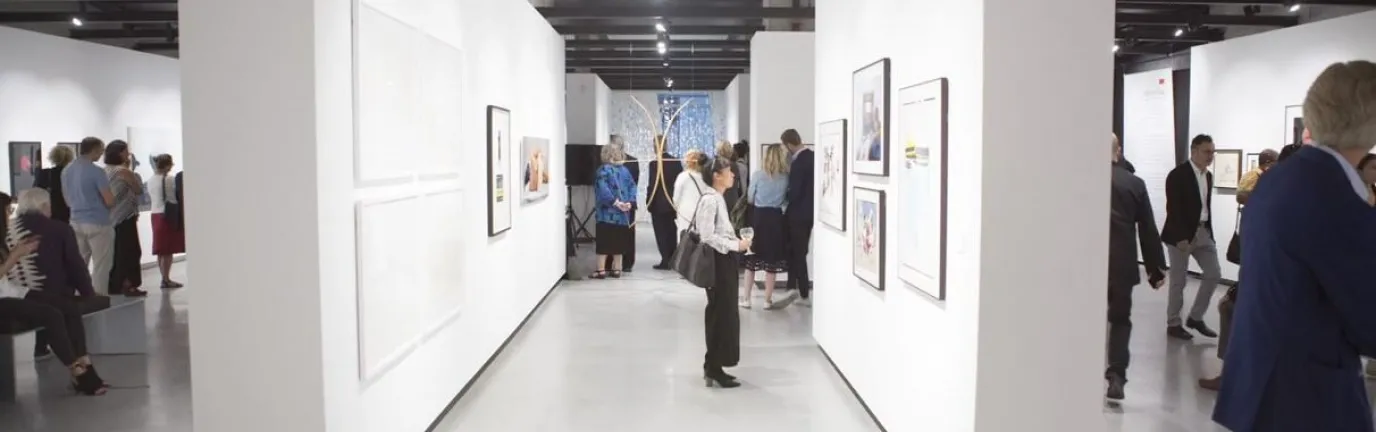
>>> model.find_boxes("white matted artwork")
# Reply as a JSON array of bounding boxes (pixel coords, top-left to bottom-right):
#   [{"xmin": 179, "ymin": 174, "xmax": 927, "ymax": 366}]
[
  {"xmin": 522, "ymin": 137, "xmax": 551, "ymax": 203},
  {"xmin": 1283, "ymin": 104, "xmax": 1304, "ymax": 146},
  {"xmin": 354, "ymin": 188, "xmax": 466, "ymax": 384},
  {"xmin": 1245, "ymin": 153, "xmax": 1260, "ymax": 173},
  {"xmin": 1212, "ymin": 149, "xmax": 1242, "ymax": 189},
  {"xmin": 853, "ymin": 186, "xmax": 886, "ymax": 291},
  {"xmin": 852, "ymin": 58, "xmax": 891, "ymax": 177},
  {"xmin": 895, "ymin": 78, "xmax": 948, "ymax": 301},
  {"xmin": 817, "ymin": 119, "xmax": 848, "ymax": 231},
  {"xmin": 355, "ymin": 4, "xmax": 463, "ymax": 186},
  {"xmin": 487, "ymin": 105, "xmax": 513, "ymax": 236}
]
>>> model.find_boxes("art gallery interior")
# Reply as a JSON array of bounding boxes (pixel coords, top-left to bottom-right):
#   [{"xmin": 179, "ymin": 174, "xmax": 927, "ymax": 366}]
[{"xmin": 2, "ymin": 0, "xmax": 1376, "ymax": 431}]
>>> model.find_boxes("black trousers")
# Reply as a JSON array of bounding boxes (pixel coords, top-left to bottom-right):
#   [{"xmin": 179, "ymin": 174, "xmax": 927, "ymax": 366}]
[
  {"xmin": 110, "ymin": 216, "xmax": 143, "ymax": 292},
  {"xmin": 704, "ymin": 252, "xmax": 741, "ymax": 375},
  {"xmin": 650, "ymin": 212, "xmax": 678, "ymax": 265},
  {"xmin": 1106, "ymin": 282, "xmax": 1133, "ymax": 380},
  {"xmin": 0, "ymin": 291, "xmax": 87, "ymax": 366},
  {"xmin": 786, "ymin": 217, "xmax": 814, "ymax": 297}
]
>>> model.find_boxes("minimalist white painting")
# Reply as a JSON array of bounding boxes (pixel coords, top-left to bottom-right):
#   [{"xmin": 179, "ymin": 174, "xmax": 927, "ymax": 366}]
[
  {"xmin": 817, "ymin": 119, "xmax": 848, "ymax": 231},
  {"xmin": 895, "ymin": 79, "xmax": 948, "ymax": 300},
  {"xmin": 1212, "ymin": 149, "xmax": 1242, "ymax": 189},
  {"xmin": 487, "ymin": 106, "xmax": 513, "ymax": 236}
]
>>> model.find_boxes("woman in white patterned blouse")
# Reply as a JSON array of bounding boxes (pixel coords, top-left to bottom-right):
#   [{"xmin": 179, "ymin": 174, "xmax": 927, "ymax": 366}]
[{"xmin": 690, "ymin": 154, "xmax": 752, "ymax": 389}]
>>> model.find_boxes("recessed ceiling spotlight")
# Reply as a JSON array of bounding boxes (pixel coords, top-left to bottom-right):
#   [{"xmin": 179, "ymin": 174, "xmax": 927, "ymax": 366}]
[
  {"xmin": 1113, "ymin": 44, "xmax": 1120, "ymax": 53},
  {"xmin": 1174, "ymin": 28, "xmax": 1184, "ymax": 37},
  {"xmin": 657, "ymin": 41, "xmax": 667, "ymax": 54},
  {"xmin": 1289, "ymin": 3, "xmax": 1302, "ymax": 12},
  {"xmin": 655, "ymin": 22, "xmax": 667, "ymax": 33},
  {"xmin": 662, "ymin": 61, "xmax": 669, "ymax": 67},
  {"xmin": 71, "ymin": 17, "xmax": 83, "ymax": 27}
]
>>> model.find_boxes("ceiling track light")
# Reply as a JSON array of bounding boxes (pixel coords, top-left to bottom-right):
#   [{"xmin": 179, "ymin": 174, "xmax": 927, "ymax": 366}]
[
  {"xmin": 71, "ymin": 17, "xmax": 83, "ymax": 27},
  {"xmin": 1288, "ymin": 2, "xmax": 1302, "ymax": 12},
  {"xmin": 1174, "ymin": 28, "xmax": 1184, "ymax": 37},
  {"xmin": 655, "ymin": 21, "xmax": 667, "ymax": 33}
]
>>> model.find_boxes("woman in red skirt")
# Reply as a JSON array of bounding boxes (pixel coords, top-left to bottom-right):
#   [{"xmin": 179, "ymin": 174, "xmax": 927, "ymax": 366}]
[{"xmin": 148, "ymin": 155, "xmax": 184, "ymax": 289}]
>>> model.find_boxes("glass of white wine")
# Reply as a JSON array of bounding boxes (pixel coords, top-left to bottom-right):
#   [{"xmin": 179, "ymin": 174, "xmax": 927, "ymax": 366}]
[{"xmin": 740, "ymin": 227, "xmax": 755, "ymax": 254}]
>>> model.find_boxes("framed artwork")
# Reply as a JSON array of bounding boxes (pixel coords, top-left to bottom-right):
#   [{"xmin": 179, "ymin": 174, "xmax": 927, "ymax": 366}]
[
  {"xmin": 817, "ymin": 119, "xmax": 848, "ymax": 231},
  {"xmin": 1212, "ymin": 149, "xmax": 1243, "ymax": 189},
  {"xmin": 8, "ymin": 141, "xmax": 42, "ymax": 197},
  {"xmin": 896, "ymin": 78, "xmax": 949, "ymax": 301},
  {"xmin": 852, "ymin": 58, "xmax": 891, "ymax": 177},
  {"xmin": 1245, "ymin": 153, "xmax": 1260, "ymax": 173},
  {"xmin": 521, "ymin": 137, "xmax": 552, "ymax": 203},
  {"xmin": 853, "ymin": 186, "xmax": 887, "ymax": 291},
  {"xmin": 1283, "ymin": 105, "xmax": 1304, "ymax": 146},
  {"xmin": 487, "ymin": 105, "xmax": 513, "ymax": 236}
]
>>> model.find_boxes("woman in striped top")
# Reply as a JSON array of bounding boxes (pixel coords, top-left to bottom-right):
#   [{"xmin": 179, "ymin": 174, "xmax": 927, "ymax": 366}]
[{"xmin": 103, "ymin": 141, "xmax": 146, "ymax": 297}]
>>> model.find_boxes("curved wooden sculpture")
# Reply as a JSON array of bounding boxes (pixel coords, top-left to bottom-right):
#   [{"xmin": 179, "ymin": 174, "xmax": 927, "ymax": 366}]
[{"xmin": 628, "ymin": 96, "xmax": 693, "ymax": 214}]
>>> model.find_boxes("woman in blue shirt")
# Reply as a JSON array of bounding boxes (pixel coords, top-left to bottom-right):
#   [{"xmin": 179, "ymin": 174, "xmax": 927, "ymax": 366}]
[
  {"xmin": 592, "ymin": 143, "xmax": 637, "ymax": 279},
  {"xmin": 739, "ymin": 144, "xmax": 791, "ymax": 309}
]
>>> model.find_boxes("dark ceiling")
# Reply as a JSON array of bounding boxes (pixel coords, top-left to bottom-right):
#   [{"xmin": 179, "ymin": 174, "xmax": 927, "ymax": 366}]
[{"xmin": 2, "ymin": 0, "xmax": 1374, "ymax": 91}]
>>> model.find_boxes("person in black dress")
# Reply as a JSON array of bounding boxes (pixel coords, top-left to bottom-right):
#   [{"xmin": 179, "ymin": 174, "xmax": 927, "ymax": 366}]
[{"xmin": 33, "ymin": 146, "xmax": 74, "ymax": 223}]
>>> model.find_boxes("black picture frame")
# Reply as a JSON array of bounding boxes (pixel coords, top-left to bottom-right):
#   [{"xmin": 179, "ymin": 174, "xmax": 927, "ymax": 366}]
[
  {"xmin": 852, "ymin": 186, "xmax": 887, "ymax": 291},
  {"xmin": 8, "ymin": 141, "xmax": 42, "ymax": 197},
  {"xmin": 852, "ymin": 58, "xmax": 891, "ymax": 177},
  {"xmin": 895, "ymin": 77, "xmax": 950, "ymax": 302},
  {"xmin": 817, "ymin": 118, "xmax": 849, "ymax": 232},
  {"xmin": 487, "ymin": 105, "xmax": 513, "ymax": 237}
]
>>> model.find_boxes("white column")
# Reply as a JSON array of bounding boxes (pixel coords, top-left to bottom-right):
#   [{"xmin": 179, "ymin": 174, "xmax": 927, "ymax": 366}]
[
  {"xmin": 725, "ymin": 74, "xmax": 751, "ymax": 146},
  {"xmin": 182, "ymin": 0, "xmax": 358, "ymax": 431},
  {"xmin": 566, "ymin": 73, "xmax": 610, "ymax": 144},
  {"xmin": 811, "ymin": 0, "xmax": 1112, "ymax": 430},
  {"xmin": 749, "ymin": 32, "xmax": 814, "ymax": 171}
]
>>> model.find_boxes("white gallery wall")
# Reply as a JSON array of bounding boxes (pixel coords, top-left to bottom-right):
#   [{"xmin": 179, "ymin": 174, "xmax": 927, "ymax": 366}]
[
  {"xmin": 0, "ymin": 26, "xmax": 181, "ymax": 266},
  {"xmin": 565, "ymin": 73, "xmax": 610, "ymax": 144},
  {"xmin": 1189, "ymin": 9, "xmax": 1376, "ymax": 281},
  {"xmin": 1122, "ymin": 67, "xmax": 1176, "ymax": 253},
  {"xmin": 182, "ymin": 0, "xmax": 566, "ymax": 430},
  {"xmin": 813, "ymin": 0, "xmax": 1112, "ymax": 430},
  {"xmin": 725, "ymin": 74, "xmax": 751, "ymax": 145},
  {"xmin": 750, "ymin": 32, "xmax": 814, "ymax": 171}
]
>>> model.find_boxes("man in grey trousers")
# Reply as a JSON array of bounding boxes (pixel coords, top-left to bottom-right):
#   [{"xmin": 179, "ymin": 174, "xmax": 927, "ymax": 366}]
[{"xmin": 1160, "ymin": 134, "xmax": 1224, "ymax": 340}]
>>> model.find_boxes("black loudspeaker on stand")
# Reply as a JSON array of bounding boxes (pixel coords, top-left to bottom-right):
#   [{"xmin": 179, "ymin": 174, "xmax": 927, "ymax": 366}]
[{"xmin": 565, "ymin": 144, "xmax": 601, "ymax": 258}]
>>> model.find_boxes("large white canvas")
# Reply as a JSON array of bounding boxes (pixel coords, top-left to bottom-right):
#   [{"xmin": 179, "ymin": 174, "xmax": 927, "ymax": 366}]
[
  {"xmin": 355, "ymin": 4, "xmax": 463, "ymax": 185},
  {"xmin": 817, "ymin": 119, "xmax": 848, "ymax": 231},
  {"xmin": 487, "ymin": 106, "xmax": 513, "ymax": 236},
  {"xmin": 895, "ymin": 80, "xmax": 946, "ymax": 299},
  {"xmin": 521, "ymin": 136, "xmax": 551, "ymax": 203},
  {"xmin": 355, "ymin": 188, "xmax": 465, "ymax": 384}
]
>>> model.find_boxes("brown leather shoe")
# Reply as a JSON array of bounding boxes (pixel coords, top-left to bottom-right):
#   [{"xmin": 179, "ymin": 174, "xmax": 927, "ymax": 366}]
[{"xmin": 1198, "ymin": 376, "xmax": 1222, "ymax": 391}]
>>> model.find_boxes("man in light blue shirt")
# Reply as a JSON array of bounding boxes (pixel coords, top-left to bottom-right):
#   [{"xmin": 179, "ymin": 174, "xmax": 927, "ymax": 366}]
[{"xmin": 61, "ymin": 137, "xmax": 115, "ymax": 295}]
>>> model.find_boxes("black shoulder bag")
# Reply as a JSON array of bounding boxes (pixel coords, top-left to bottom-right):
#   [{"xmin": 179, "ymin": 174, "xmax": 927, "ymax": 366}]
[{"xmin": 670, "ymin": 184, "xmax": 716, "ymax": 288}]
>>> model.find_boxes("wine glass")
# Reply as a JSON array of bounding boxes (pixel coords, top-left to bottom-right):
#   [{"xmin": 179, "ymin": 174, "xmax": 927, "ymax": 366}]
[{"xmin": 740, "ymin": 227, "xmax": 755, "ymax": 254}]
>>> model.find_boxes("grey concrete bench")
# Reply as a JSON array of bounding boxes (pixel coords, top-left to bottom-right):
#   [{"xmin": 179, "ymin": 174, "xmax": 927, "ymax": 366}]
[{"xmin": 0, "ymin": 295, "xmax": 147, "ymax": 402}]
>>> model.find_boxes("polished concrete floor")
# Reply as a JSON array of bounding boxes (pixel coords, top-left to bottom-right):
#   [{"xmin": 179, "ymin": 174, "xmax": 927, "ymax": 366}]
[{"xmin": 5, "ymin": 230, "xmax": 1370, "ymax": 431}]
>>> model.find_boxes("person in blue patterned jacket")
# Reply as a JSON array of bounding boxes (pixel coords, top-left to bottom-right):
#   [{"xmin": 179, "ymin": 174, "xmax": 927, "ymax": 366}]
[{"xmin": 592, "ymin": 142, "xmax": 637, "ymax": 279}]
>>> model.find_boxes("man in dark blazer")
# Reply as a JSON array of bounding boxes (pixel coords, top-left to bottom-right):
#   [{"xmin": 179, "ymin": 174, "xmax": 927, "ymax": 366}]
[
  {"xmin": 646, "ymin": 145, "xmax": 683, "ymax": 270},
  {"xmin": 783, "ymin": 129, "xmax": 815, "ymax": 305},
  {"xmin": 1161, "ymin": 134, "xmax": 1223, "ymax": 341},
  {"xmin": 1105, "ymin": 133, "xmax": 1167, "ymax": 401}
]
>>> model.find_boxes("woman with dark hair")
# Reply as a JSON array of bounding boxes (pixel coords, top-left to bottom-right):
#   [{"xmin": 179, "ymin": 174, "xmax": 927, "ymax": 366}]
[
  {"xmin": 690, "ymin": 154, "xmax": 751, "ymax": 389},
  {"xmin": 103, "ymin": 141, "xmax": 146, "ymax": 297},
  {"xmin": 34, "ymin": 145, "xmax": 75, "ymax": 222},
  {"xmin": 0, "ymin": 191, "xmax": 109, "ymax": 395},
  {"xmin": 148, "ymin": 154, "xmax": 184, "ymax": 289}
]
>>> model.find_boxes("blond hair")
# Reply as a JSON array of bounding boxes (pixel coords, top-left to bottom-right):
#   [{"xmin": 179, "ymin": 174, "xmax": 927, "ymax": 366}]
[
  {"xmin": 49, "ymin": 145, "xmax": 75, "ymax": 166},
  {"xmin": 762, "ymin": 144, "xmax": 790, "ymax": 177},
  {"xmin": 715, "ymin": 140, "xmax": 734, "ymax": 160},
  {"xmin": 683, "ymin": 149, "xmax": 704, "ymax": 171},
  {"xmin": 1304, "ymin": 61, "xmax": 1376, "ymax": 152},
  {"xmin": 601, "ymin": 142, "xmax": 625, "ymax": 165}
]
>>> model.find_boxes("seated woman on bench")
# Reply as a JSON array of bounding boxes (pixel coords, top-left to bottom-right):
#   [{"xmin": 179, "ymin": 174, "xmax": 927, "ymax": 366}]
[{"xmin": 0, "ymin": 190, "xmax": 108, "ymax": 395}]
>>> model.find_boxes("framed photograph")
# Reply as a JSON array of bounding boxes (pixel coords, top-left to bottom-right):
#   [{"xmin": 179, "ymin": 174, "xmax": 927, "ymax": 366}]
[
  {"xmin": 817, "ymin": 119, "xmax": 848, "ymax": 231},
  {"xmin": 896, "ymin": 78, "xmax": 949, "ymax": 301},
  {"xmin": 487, "ymin": 105, "xmax": 513, "ymax": 236},
  {"xmin": 7, "ymin": 141, "xmax": 42, "ymax": 197},
  {"xmin": 1245, "ymin": 153, "xmax": 1260, "ymax": 173},
  {"xmin": 1212, "ymin": 149, "xmax": 1243, "ymax": 189},
  {"xmin": 1283, "ymin": 104, "xmax": 1304, "ymax": 146},
  {"xmin": 853, "ymin": 186, "xmax": 887, "ymax": 291},
  {"xmin": 852, "ymin": 58, "xmax": 891, "ymax": 177},
  {"xmin": 521, "ymin": 136, "xmax": 551, "ymax": 203}
]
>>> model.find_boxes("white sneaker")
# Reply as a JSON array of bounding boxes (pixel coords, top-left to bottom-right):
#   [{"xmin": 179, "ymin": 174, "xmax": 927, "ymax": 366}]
[{"xmin": 739, "ymin": 298, "xmax": 752, "ymax": 309}]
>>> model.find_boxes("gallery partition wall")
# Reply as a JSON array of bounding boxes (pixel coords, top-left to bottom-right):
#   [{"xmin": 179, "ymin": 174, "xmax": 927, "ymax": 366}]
[{"xmin": 182, "ymin": 0, "xmax": 568, "ymax": 431}]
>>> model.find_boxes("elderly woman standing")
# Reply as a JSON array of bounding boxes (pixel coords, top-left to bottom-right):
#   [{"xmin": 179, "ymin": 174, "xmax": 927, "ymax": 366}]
[
  {"xmin": 689, "ymin": 154, "xmax": 751, "ymax": 388},
  {"xmin": 592, "ymin": 143, "xmax": 637, "ymax": 279},
  {"xmin": 103, "ymin": 141, "xmax": 146, "ymax": 297}
]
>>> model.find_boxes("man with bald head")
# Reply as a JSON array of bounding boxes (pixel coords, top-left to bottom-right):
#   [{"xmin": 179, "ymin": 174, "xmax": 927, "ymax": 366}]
[{"xmin": 1105, "ymin": 133, "xmax": 1167, "ymax": 401}]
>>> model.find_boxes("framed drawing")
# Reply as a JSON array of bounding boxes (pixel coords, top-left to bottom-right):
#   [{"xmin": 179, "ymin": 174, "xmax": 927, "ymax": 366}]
[
  {"xmin": 7, "ymin": 141, "xmax": 42, "ymax": 197},
  {"xmin": 1212, "ymin": 149, "xmax": 1243, "ymax": 189},
  {"xmin": 487, "ymin": 105, "xmax": 513, "ymax": 236},
  {"xmin": 853, "ymin": 186, "xmax": 887, "ymax": 291},
  {"xmin": 521, "ymin": 136, "xmax": 551, "ymax": 203},
  {"xmin": 817, "ymin": 119, "xmax": 848, "ymax": 231},
  {"xmin": 896, "ymin": 78, "xmax": 949, "ymax": 301},
  {"xmin": 852, "ymin": 58, "xmax": 891, "ymax": 177},
  {"xmin": 1245, "ymin": 153, "xmax": 1260, "ymax": 173},
  {"xmin": 1283, "ymin": 105, "xmax": 1304, "ymax": 146}
]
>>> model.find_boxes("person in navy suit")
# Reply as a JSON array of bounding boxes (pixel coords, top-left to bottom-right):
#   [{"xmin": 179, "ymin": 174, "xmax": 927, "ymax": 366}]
[{"xmin": 1214, "ymin": 60, "xmax": 1376, "ymax": 432}]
